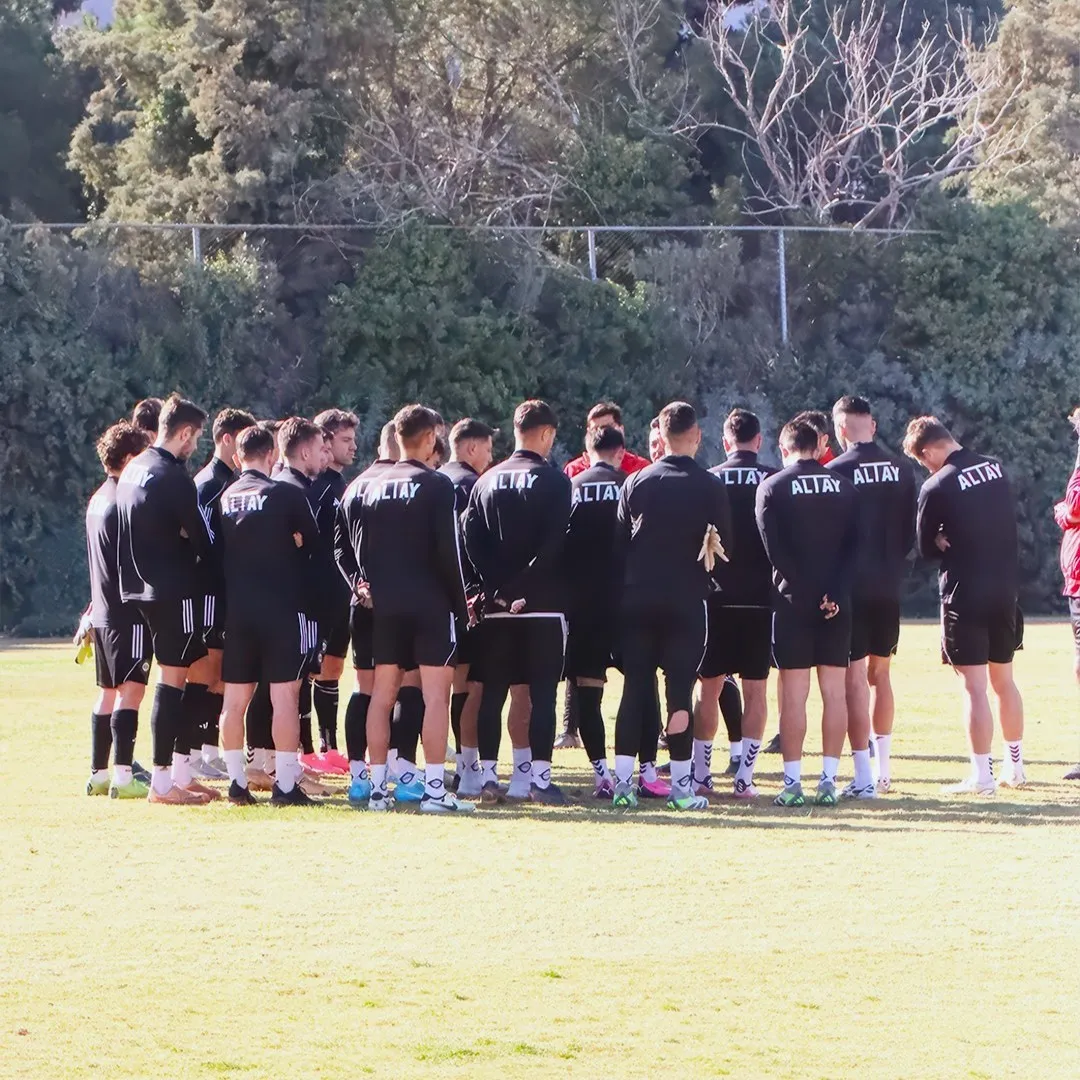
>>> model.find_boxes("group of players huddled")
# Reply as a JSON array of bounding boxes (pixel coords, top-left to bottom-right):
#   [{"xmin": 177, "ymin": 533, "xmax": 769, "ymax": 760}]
[{"xmin": 80, "ymin": 388, "xmax": 1031, "ymax": 812}]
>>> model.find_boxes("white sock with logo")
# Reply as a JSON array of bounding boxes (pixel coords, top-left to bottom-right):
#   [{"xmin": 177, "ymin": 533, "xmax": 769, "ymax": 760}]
[
  {"xmin": 480, "ymin": 760, "xmax": 498, "ymax": 786},
  {"xmin": 669, "ymin": 759, "xmax": 692, "ymax": 798},
  {"xmin": 974, "ymin": 753, "xmax": 994, "ymax": 786},
  {"xmin": 371, "ymin": 763, "xmax": 388, "ymax": 795},
  {"xmin": 112, "ymin": 765, "xmax": 132, "ymax": 786},
  {"xmin": 735, "ymin": 739, "xmax": 761, "ymax": 789},
  {"xmin": 509, "ymin": 748, "xmax": 532, "ymax": 794},
  {"xmin": 349, "ymin": 759, "xmax": 369, "ymax": 782},
  {"xmin": 729, "ymin": 739, "xmax": 744, "ymax": 761},
  {"xmin": 852, "ymin": 748, "xmax": 873, "ymax": 790},
  {"xmin": 531, "ymin": 760, "xmax": 552, "ymax": 789},
  {"xmin": 591, "ymin": 758, "xmax": 612, "ymax": 785},
  {"xmin": 202, "ymin": 744, "xmax": 219, "ymax": 764},
  {"xmin": 640, "ymin": 760, "xmax": 658, "ymax": 784},
  {"xmin": 821, "ymin": 756, "xmax": 840, "ymax": 785},
  {"xmin": 462, "ymin": 747, "xmax": 480, "ymax": 776},
  {"xmin": 397, "ymin": 759, "xmax": 418, "ymax": 787},
  {"xmin": 692, "ymin": 739, "xmax": 713, "ymax": 783},
  {"xmin": 614, "ymin": 755, "xmax": 635, "ymax": 787},
  {"xmin": 171, "ymin": 751, "xmax": 192, "ymax": 788},
  {"xmin": 424, "ymin": 763, "xmax": 446, "ymax": 799},
  {"xmin": 782, "ymin": 760, "xmax": 802, "ymax": 789},
  {"xmin": 873, "ymin": 734, "xmax": 891, "ymax": 781},
  {"xmin": 275, "ymin": 751, "xmax": 297, "ymax": 793},
  {"xmin": 1005, "ymin": 740, "xmax": 1023, "ymax": 771}
]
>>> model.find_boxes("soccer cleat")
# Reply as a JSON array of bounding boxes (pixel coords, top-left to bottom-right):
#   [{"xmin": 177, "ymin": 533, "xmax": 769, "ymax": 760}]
[
  {"xmin": 612, "ymin": 780, "xmax": 638, "ymax": 809},
  {"xmin": 764, "ymin": 733, "xmax": 782, "ymax": 754},
  {"xmin": 815, "ymin": 780, "xmax": 838, "ymax": 806},
  {"xmin": 656, "ymin": 761, "xmax": 671, "ymax": 776},
  {"xmin": 999, "ymin": 766, "xmax": 1028, "ymax": 789},
  {"xmin": 227, "ymin": 781, "xmax": 260, "ymax": 806},
  {"xmin": 321, "ymin": 749, "xmax": 350, "ymax": 773},
  {"xmin": 457, "ymin": 771, "xmax": 484, "ymax": 799},
  {"xmin": 1064, "ymin": 764, "xmax": 1080, "ymax": 781},
  {"xmin": 271, "ymin": 783, "xmax": 315, "ymax": 806},
  {"xmin": 132, "ymin": 761, "xmax": 151, "ymax": 785},
  {"xmin": 593, "ymin": 778, "xmax": 615, "ymax": 800},
  {"xmin": 667, "ymin": 790, "xmax": 709, "ymax": 811},
  {"xmin": 876, "ymin": 777, "xmax": 892, "ymax": 794},
  {"xmin": 840, "ymin": 780, "xmax": 877, "ymax": 800},
  {"xmin": 553, "ymin": 731, "xmax": 582, "ymax": 750},
  {"xmin": 695, "ymin": 775, "xmax": 724, "ymax": 802},
  {"xmin": 943, "ymin": 776, "xmax": 997, "ymax": 796},
  {"xmin": 530, "ymin": 782, "xmax": 568, "ymax": 806},
  {"xmin": 203, "ymin": 754, "xmax": 228, "ymax": 775},
  {"xmin": 724, "ymin": 756, "xmax": 741, "ymax": 777},
  {"xmin": 147, "ymin": 784, "xmax": 207, "ymax": 805},
  {"xmin": 245, "ymin": 767, "xmax": 275, "ymax": 792},
  {"xmin": 298, "ymin": 774, "xmax": 331, "ymax": 797},
  {"xmin": 191, "ymin": 758, "xmax": 227, "ymax": 781},
  {"xmin": 773, "ymin": 783, "xmax": 805, "ymax": 808},
  {"xmin": 347, "ymin": 776, "xmax": 373, "ymax": 804},
  {"xmin": 480, "ymin": 781, "xmax": 508, "ymax": 805},
  {"xmin": 732, "ymin": 780, "xmax": 760, "ymax": 800},
  {"xmin": 299, "ymin": 752, "xmax": 336, "ymax": 775},
  {"xmin": 109, "ymin": 777, "xmax": 149, "ymax": 800},
  {"xmin": 637, "ymin": 776, "xmax": 671, "ymax": 799},
  {"xmin": 421, "ymin": 791, "xmax": 476, "ymax": 814},
  {"xmin": 395, "ymin": 776, "xmax": 425, "ymax": 803},
  {"xmin": 182, "ymin": 779, "xmax": 222, "ymax": 802},
  {"xmin": 368, "ymin": 789, "xmax": 394, "ymax": 812},
  {"xmin": 449, "ymin": 772, "xmax": 461, "ymax": 793},
  {"xmin": 86, "ymin": 774, "xmax": 110, "ymax": 797}
]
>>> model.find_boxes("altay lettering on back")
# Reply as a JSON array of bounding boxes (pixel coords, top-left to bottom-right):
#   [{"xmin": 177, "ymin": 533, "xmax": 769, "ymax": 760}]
[
  {"xmin": 572, "ymin": 482, "xmax": 619, "ymax": 504},
  {"xmin": 957, "ymin": 461, "xmax": 1003, "ymax": 491},
  {"xmin": 852, "ymin": 462, "xmax": 900, "ymax": 485},
  {"xmin": 790, "ymin": 475, "xmax": 842, "ymax": 495},
  {"xmin": 494, "ymin": 471, "xmax": 538, "ymax": 491},
  {"xmin": 721, "ymin": 468, "xmax": 767, "ymax": 486}
]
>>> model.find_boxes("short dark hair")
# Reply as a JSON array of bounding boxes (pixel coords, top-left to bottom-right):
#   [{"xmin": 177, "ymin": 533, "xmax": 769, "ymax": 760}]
[
  {"xmin": 261, "ymin": 419, "xmax": 283, "ymax": 437},
  {"xmin": 793, "ymin": 409, "xmax": 829, "ymax": 436},
  {"xmin": 213, "ymin": 408, "xmax": 258, "ymax": 443},
  {"xmin": 97, "ymin": 421, "xmax": 150, "ymax": 473},
  {"xmin": 658, "ymin": 401, "xmax": 697, "ymax": 440},
  {"xmin": 313, "ymin": 408, "xmax": 359, "ymax": 437},
  {"xmin": 159, "ymin": 394, "xmax": 207, "ymax": 439},
  {"xmin": 724, "ymin": 408, "xmax": 761, "ymax": 445},
  {"xmin": 237, "ymin": 424, "xmax": 275, "ymax": 462},
  {"xmin": 514, "ymin": 399, "xmax": 558, "ymax": 433},
  {"xmin": 833, "ymin": 396, "xmax": 872, "ymax": 418},
  {"xmin": 587, "ymin": 401, "xmax": 622, "ymax": 427},
  {"xmin": 450, "ymin": 418, "xmax": 495, "ymax": 446},
  {"xmin": 779, "ymin": 419, "xmax": 820, "ymax": 454},
  {"xmin": 394, "ymin": 404, "xmax": 439, "ymax": 445},
  {"xmin": 903, "ymin": 416, "xmax": 954, "ymax": 459},
  {"xmin": 131, "ymin": 398, "xmax": 163, "ymax": 435},
  {"xmin": 588, "ymin": 425, "xmax": 625, "ymax": 455},
  {"xmin": 379, "ymin": 421, "xmax": 399, "ymax": 456},
  {"xmin": 278, "ymin": 416, "xmax": 322, "ymax": 459}
]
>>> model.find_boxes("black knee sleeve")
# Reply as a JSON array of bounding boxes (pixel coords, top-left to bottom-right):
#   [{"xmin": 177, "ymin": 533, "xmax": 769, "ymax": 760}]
[
  {"xmin": 344, "ymin": 692, "xmax": 370, "ymax": 763},
  {"xmin": 394, "ymin": 685, "xmax": 424, "ymax": 762},
  {"xmin": 298, "ymin": 679, "xmax": 314, "ymax": 755},
  {"xmin": 529, "ymin": 679, "xmax": 558, "ymax": 761},
  {"xmin": 477, "ymin": 682, "xmax": 508, "ymax": 761},
  {"xmin": 450, "ymin": 691, "xmax": 467, "ymax": 753},
  {"xmin": 665, "ymin": 723, "xmax": 693, "ymax": 762},
  {"xmin": 150, "ymin": 683, "xmax": 183, "ymax": 767},
  {"xmin": 720, "ymin": 677, "xmax": 743, "ymax": 743}
]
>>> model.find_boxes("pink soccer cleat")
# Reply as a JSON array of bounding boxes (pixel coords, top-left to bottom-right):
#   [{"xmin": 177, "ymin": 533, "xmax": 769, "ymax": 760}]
[{"xmin": 637, "ymin": 776, "xmax": 671, "ymax": 799}]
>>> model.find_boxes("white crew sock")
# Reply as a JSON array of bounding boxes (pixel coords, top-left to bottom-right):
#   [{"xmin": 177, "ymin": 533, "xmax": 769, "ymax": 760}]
[
  {"xmin": 821, "ymin": 756, "xmax": 840, "ymax": 785},
  {"xmin": 462, "ymin": 747, "xmax": 480, "ymax": 776},
  {"xmin": 224, "ymin": 750, "xmax": 247, "ymax": 787},
  {"xmin": 171, "ymin": 751, "xmax": 192, "ymax": 788},
  {"xmin": 151, "ymin": 765, "xmax": 173, "ymax": 796},
  {"xmin": 669, "ymin": 758, "xmax": 692, "ymax": 798},
  {"xmin": 202, "ymin": 744, "xmax": 219, "ymax": 764},
  {"xmin": 188, "ymin": 749, "xmax": 201, "ymax": 770},
  {"xmin": 614, "ymin": 755, "xmax": 636, "ymax": 786},
  {"xmin": 531, "ymin": 760, "xmax": 552, "ymax": 789},
  {"xmin": 276, "ymin": 751, "xmax": 297, "ymax": 793},
  {"xmin": 480, "ymin": 760, "xmax": 498, "ymax": 785},
  {"xmin": 386, "ymin": 748, "xmax": 400, "ymax": 781},
  {"xmin": 735, "ymin": 739, "xmax": 761, "ymax": 788},
  {"xmin": 640, "ymin": 760, "xmax": 658, "ymax": 784},
  {"xmin": 112, "ymin": 764, "xmax": 132, "ymax": 786},
  {"xmin": 692, "ymin": 739, "xmax": 713, "ymax": 783},
  {"xmin": 509, "ymin": 747, "xmax": 532, "ymax": 792},
  {"xmin": 974, "ymin": 753, "xmax": 994, "ymax": 785},
  {"xmin": 454, "ymin": 752, "xmax": 464, "ymax": 778},
  {"xmin": 782, "ymin": 759, "xmax": 802, "ymax": 789},
  {"xmin": 873, "ymin": 733, "xmax": 891, "ymax": 781},
  {"xmin": 729, "ymin": 739, "xmax": 744, "ymax": 760},
  {"xmin": 91, "ymin": 768, "xmax": 110, "ymax": 786},
  {"xmin": 252, "ymin": 747, "xmax": 267, "ymax": 772},
  {"xmin": 349, "ymin": 759, "xmax": 369, "ymax": 782},
  {"xmin": 397, "ymin": 759, "xmax": 418, "ymax": 787},
  {"xmin": 371, "ymin": 763, "xmax": 388, "ymax": 794},
  {"xmin": 591, "ymin": 758, "xmax": 612, "ymax": 784},
  {"xmin": 424, "ymin": 763, "xmax": 446, "ymax": 799},
  {"xmin": 852, "ymin": 748, "xmax": 873, "ymax": 790},
  {"xmin": 1005, "ymin": 740, "xmax": 1023, "ymax": 771}
]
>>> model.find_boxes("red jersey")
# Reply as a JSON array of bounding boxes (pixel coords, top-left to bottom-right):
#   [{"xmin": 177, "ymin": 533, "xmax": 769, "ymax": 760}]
[
  {"xmin": 563, "ymin": 450, "xmax": 651, "ymax": 479},
  {"xmin": 1055, "ymin": 467, "xmax": 1080, "ymax": 596}
]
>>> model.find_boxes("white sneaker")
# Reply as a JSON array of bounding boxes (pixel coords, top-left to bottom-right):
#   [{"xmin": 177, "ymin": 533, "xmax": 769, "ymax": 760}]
[
  {"xmin": 421, "ymin": 792, "xmax": 476, "ymax": 814},
  {"xmin": 943, "ymin": 775, "xmax": 997, "ymax": 796},
  {"xmin": 840, "ymin": 780, "xmax": 877, "ymax": 800},
  {"xmin": 875, "ymin": 777, "xmax": 892, "ymax": 794},
  {"xmin": 368, "ymin": 790, "xmax": 395, "ymax": 812},
  {"xmin": 999, "ymin": 766, "xmax": 1028, "ymax": 789}
]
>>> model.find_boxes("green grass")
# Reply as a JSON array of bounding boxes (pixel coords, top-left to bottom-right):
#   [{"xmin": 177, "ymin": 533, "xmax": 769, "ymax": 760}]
[{"xmin": 2, "ymin": 623, "xmax": 1080, "ymax": 1079}]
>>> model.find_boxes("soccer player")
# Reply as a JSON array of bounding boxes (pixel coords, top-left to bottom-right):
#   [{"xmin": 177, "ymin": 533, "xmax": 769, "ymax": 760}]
[
  {"xmin": 343, "ymin": 404, "xmax": 473, "ymax": 813},
  {"xmin": 648, "ymin": 417, "xmax": 664, "ymax": 463},
  {"xmin": 612, "ymin": 401, "xmax": 732, "ymax": 811},
  {"xmin": 904, "ymin": 417, "xmax": 1025, "ymax": 793},
  {"xmin": 131, "ymin": 397, "xmax": 163, "ymax": 437},
  {"xmin": 756, "ymin": 417, "xmax": 857, "ymax": 807},
  {"xmin": 1055, "ymin": 408, "xmax": 1080, "ymax": 780},
  {"xmin": 828, "ymin": 396, "xmax": 916, "ymax": 797},
  {"xmin": 84, "ymin": 421, "xmax": 153, "ymax": 799},
  {"xmin": 794, "ymin": 409, "xmax": 836, "ymax": 465},
  {"xmin": 309, "ymin": 408, "xmax": 360, "ymax": 765},
  {"xmin": 564, "ymin": 424, "xmax": 627, "ymax": 797},
  {"xmin": 187, "ymin": 407, "xmax": 258, "ymax": 781},
  {"xmin": 464, "ymin": 399, "xmax": 572, "ymax": 804},
  {"xmin": 439, "ymin": 418, "xmax": 496, "ymax": 796},
  {"xmin": 335, "ymin": 421, "xmax": 401, "ymax": 804},
  {"xmin": 217, "ymin": 423, "xmax": 322, "ymax": 806},
  {"xmin": 697, "ymin": 408, "xmax": 778, "ymax": 799},
  {"xmin": 116, "ymin": 394, "xmax": 216, "ymax": 804}
]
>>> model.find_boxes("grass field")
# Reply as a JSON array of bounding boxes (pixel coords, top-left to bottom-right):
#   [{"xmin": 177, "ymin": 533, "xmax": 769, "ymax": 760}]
[{"xmin": 2, "ymin": 623, "xmax": 1080, "ymax": 1080}]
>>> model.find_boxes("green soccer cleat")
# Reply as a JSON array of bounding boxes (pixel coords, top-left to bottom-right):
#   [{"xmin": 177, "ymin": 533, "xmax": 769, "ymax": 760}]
[
  {"xmin": 815, "ymin": 780, "xmax": 838, "ymax": 806},
  {"xmin": 86, "ymin": 774, "xmax": 110, "ymax": 797},
  {"xmin": 109, "ymin": 777, "xmax": 150, "ymax": 800},
  {"xmin": 773, "ymin": 783, "xmax": 805, "ymax": 808},
  {"xmin": 612, "ymin": 780, "xmax": 638, "ymax": 809},
  {"xmin": 667, "ymin": 791, "xmax": 709, "ymax": 811}
]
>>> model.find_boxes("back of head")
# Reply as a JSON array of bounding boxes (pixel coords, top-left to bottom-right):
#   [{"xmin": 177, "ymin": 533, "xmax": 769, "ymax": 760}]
[
  {"xmin": 213, "ymin": 407, "xmax": 258, "ymax": 445},
  {"xmin": 236, "ymin": 424, "xmax": 275, "ymax": 466},
  {"xmin": 278, "ymin": 416, "xmax": 322, "ymax": 461},
  {"xmin": 779, "ymin": 419, "xmax": 820, "ymax": 456},
  {"xmin": 587, "ymin": 424, "xmax": 625, "ymax": 461},
  {"xmin": 97, "ymin": 421, "xmax": 150, "ymax": 475},
  {"xmin": 658, "ymin": 400, "xmax": 698, "ymax": 454},
  {"xmin": 833, "ymin": 395, "xmax": 875, "ymax": 447},
  {"xmin": 131, "ymin": 397, "xmax": 164, "ymax": 436},
  {"xmin": 724, "ymin": 408, "xmax": 761, "ymax": 447},
  {"xmin": 450, "ymin": 417, "xmax": 495, "ymax": 448},
  {"xmin": 793, "ymin": 409, "xmax": 829, "ymax": 437},
  {"xmin": 903, "ymin": 415, "xmax": 954, "ymax": 461},
  {"xmin": 159, "ymin": 394, "xmax": 207, "ymax": 441},
  {"xmin": 393, "ymin": 403, "xmax": 439, "ymax": 452},
  {"xmin": 379, "ymin": 421, "xmax": 400, "ymax": 462},
  {"xmin": 515, "ymin": 399, "xmax": 558, "ymax": 435}
]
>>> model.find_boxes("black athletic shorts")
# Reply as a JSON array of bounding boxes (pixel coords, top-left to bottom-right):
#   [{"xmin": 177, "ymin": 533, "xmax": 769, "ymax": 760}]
[
  {"xmin": 772, "ymin": 601, "xmax": 852, "ymax": 670},
  {"xmin": 372, "ymin": 609, "xmax": 456, "ymax": 670},
  {"xmin": 940, "ymin": 601, "xmax": 1024, "ymax": 667},
  {"xmin": 1069, "ymin": 597, "xmax": 1080, "ymax": 662},
  {"xmin": 849, "ymin": 595, "xmax": 900, "ymax": 662},
  {"xmin": 324, "ymin": 610, "xmax": 351, "ymax": 660},
  {"xmin": 700, "ymin": 602, "xmax": 772, "ymax": 681},
  {"xmin": 565, "ymin": 610, "xmax": 615, "ymax": 682},
  {"xmin": 202, "ymin": 594, "xmax": 226, "ymax": 651},
  {"xmin": 482, "ymin": 613, "xmax": 566, "ymax": 685},
  {"xmin": 620, "ymin": 600, "xmax": 707, "ymax": 716},
  {"xmin": 137, "ymin": 597, "xmax": 207, "ymax": 668},
  {"xmin": 222, "ymin": 609, "xmax": 316, "ymax": 684},
  {"xmin": 454, "ymin": 617, "xmax": 483, "ymax": 670},
  {"xmin": 93, "ymin": 617, "xmax": 151, "ymax": 689},
  {"xmin": 351, "ymin": 604, "xmax": 375, "ymax": 671}
]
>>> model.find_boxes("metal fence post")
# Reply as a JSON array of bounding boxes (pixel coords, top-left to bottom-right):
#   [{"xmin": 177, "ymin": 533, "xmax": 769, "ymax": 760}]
[
  {"xmin": 191, "ymin": 226, "xmax": 202, "ymax": 267},
  {"xmin": 778, "ymin": 228, "xmax": 789, "ymax": 346},
  {"xmin": 587, "ymin": 228, "xmax": 597, "ymax": 281}
]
